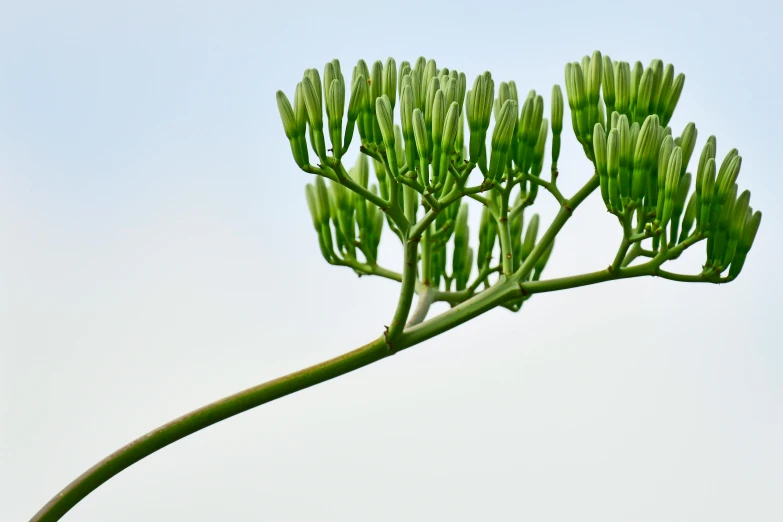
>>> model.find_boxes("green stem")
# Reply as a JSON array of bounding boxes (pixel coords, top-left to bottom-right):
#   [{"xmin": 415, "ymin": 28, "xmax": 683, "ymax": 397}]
[
  {"xmin": 30, "ymin": 336, "xmax": 390, "ymax": 522},
  {"xmin": 385, "ymin": 238, "xmax": 419, "ymax": 344}
]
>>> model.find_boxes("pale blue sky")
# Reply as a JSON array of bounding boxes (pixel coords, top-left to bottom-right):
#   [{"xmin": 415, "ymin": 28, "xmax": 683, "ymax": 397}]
[{"xmin": 2, "ymin": 1, "xmax": 782, "ymax": 521}]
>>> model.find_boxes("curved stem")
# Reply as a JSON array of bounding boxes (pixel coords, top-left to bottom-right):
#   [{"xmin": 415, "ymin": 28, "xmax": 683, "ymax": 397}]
[{"xmin": 30, "ymin": 337, "xmax": 389, "ymax": 522}]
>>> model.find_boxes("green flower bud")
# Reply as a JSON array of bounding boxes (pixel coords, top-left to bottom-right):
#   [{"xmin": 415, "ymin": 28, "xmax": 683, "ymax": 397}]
[
  {"xmin": 655, "ymin": 64, "xmax": 674, "ymax": 118},
  {"xmin": 661, "ymin": 146, "xmax": 682, "ymax": 227},
  {"xmin": 326, "ymin": 78, "xmax": 345, "ymax": 156},
  {"xmin": 587, "ymin": 50, "xmax": 602, "ymax": 107},
  {"xmin": 400, "ymin": 85, "xmax": 416, "ymax": 168},
  {"xmin": 431, "ymin": 89, "xmax": 446, "ymax": 145},
  {"xmin": 678, "ymin": 122, "xmax": 698, "ymax": 175},
  {"xmin": 607, "ymin": 128, "xmax": 621, "ymax": 211},
  {"xmin": 593, "ymin": 123, "xmax": 609, "ymax": 205},
  {"xmin": 648, "ymin": 59, "xmax": 664, "ymax": 116},
  {"xmin": 716, "ymin": 151, "xmax": 741, "ymax": 203},
  {"xmin": 630, "ymin": 115, "xmax": 654, "ymax": 202},
  {"xmin": 453, "ymin": 203, "xmax": 469, "ymax": 272},
  {"xmin": 602, "ymin": 55, "xmax": 615, "ymax": 113},
  {"xmin": 302, "ymin": 75, "xmax": 327, "ymax": 160},
  {"xmin": 383, "ymin": 57, "xmax": 397, "ymax": 109},
  {"xmin": 629, "ymin": 61, "xmax": 643, "ymax": 109},
  {"xmin": 345, "ymin": 74, "xmax": 367, "ymax": 149},
  {"xmin": 677, "ymin": 191, "xmax": 698, "ymax": 244},
  {"xmin": 615, "ymin": 61, "xmax": 631, "ymax": 116},
  {"xmin": 305, "ymin": 183, "xmax": 321, "ymax": 231},
  {"xmin": 669, "ymin": 172, "xmax": 691, "ymax": 244},
  {"xmin": 530, "ymin": 119, "xmax": 548, "ymax": 178},
  {"xmin": 551, "ymin": 84, "xmax": 564, "ymax": 135},
  {"xmin": 292, "ymin": 83, "xmax": 310, "ymax": 167},
  {"xmin": 724, "ymin": 189, "xmax": 751, "ymax": 265},
  {"xmin": 662, "ymin": 73, "xmax": 685, "ymax": 125},
  {"xmin": 412, "ymin": 108, "xmax": 429, "ymax": 159},
  {"xmin": 276, "ymin": 90, "xmax": 298, "ymax": 140},
  {"xmin": 617, "ymin": 114, "xmax": 632, "ymax": 199},
  {"xmin": 424, "ymin": 77, "xmax": 441, "ymax": 135},
  {"xmin": 521, "ymin": 213, "xmax": 540, "ymax": 261},
  {"xmin": 635, "ymin": 67, "xmax": 654, "ymax": 123},
  {"xmin": 712, "ymin": 183, "xmax": 738, "ymax": 266},
  {"xmin": 488, "ymin": 99, "xmax": 518, "ymax": 181},
  {"xmin": 699, "ymin": 158, "xmax": 717, "ymax": 231},
  {"xmin": 729, "ymin": 210, "xmax": 761, "ymax": 279},
  {"xmin": 441, "ymin": 101, "xmax": 460, "ymax": 153},
  {"xmin": 313, "ymin": 176, "xmax": 330, "ymax": 225},
  {"xmin": 376, "ymin": 94, "xmax": 399, "ymax": 176},
  {"xmin": 656, "ymin": 134, "xmax": 674, "ymax": 219},
  {"xmin": 570, "ymin": 62, "xmax": 589, "ymax": 139}
]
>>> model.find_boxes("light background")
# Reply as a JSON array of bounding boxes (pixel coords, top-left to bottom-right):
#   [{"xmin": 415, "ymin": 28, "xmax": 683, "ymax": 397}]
[{"xmin": 2, "ymin": 1, "xmax": 782, "ymax": 520}]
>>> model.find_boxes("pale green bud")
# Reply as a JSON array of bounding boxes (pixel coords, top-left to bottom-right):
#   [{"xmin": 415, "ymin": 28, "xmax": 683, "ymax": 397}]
[
  {"xmin": 551, "ymin": 84, "xmax": 564, "ymax": 134},
  {"xmin": 635, "ymin": 67, "xmax": 654, "ymax": 123},
  {"xmin": 383, "ymin": 57, "xmax": 397, "ymax": 109},
  {"xmin": 699, "ymin": 158, "xmax": 716, "ymax": 231},
  {"xmin": 677, "ymin": 191, "xmax": 697, "ymax": 244},
  {"xmin": 594, "ymin": 123, "xmax": 609, "ymax": 206},
  {"xmin": 648, "ymin": 59, "xmax": 664, "ymax": 115},
  {"xmin": 602, "ymin": 55, "xmax": 615, "ymax": 112},
  {"xmin": 630, "ymin": 61, "xmax": 643, "ymax": 112},
  {"xmin": 662, "ymin": 73, "xmax": 685, "ymax": 125},
  {"xmin": 615, "ymin": 61, "xmax": 631, "ymax": 115},
  {"xmin": 607, "ymin": 128, "xmax": 621, "ymax": 210},
  {"xmin": 587, "ymin": 50, "xmax": 602, "ymax": 106},
  {"xmin": 661, "ymin": 146, "xmax": 682, "ymax": 227},
  {"xmin": 412, "ymin": 108, "xmax": 430, "ymax": 162},
  {"xmin": 521, "ymin": 214, "xmax": 540, "ymax": 260},
  {"xmin": 488, "ymin": 99, "xmax": 518, "ymax": 181},
  {"xmin": 678, "ymin": 122, "xmax": 698, "ymax": 175},
  {"xmin": 617, "ymin": 114, "xmax": 632, "ymax": 198}
]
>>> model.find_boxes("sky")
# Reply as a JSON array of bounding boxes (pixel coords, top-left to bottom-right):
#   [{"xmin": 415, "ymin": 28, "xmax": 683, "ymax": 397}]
[{"xmin": 2, "ymin": 0, "xmax": 782, "ymax": 521}]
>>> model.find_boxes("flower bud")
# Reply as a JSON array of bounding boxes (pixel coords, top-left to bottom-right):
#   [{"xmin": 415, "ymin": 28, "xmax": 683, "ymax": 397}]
[
  {"xmin": 678, "ymin": 122, "xmax": 698, "ymax": 175},
  {"xmin": 305, "ymin": 183, "xmax": 321, "ymax": 231},
  {"xmin": 655, "ymin": 65, "xmax": 672, "ymax": 117},
  {"xmin": 669, "ymin": 172, "xmax": 691, "ymax": 243},
  {"xmin": 615, "ymin": 61, "xmax": 631, "ymax": 116},
  {"xmin": 716, "ymin": 151, "xmax": 741, "ymax": 203},
  {"xmin": 530, "ymin": 119, "xmax": 548, "ymax": 178},
  {"xmin": 441, "ymin": 101, "xmax": 460, "ymax": 153},
  {"xmin": 570, "ymin": 63, "xmax": 589, "ymax": 139},
  {"xmin": 400, "ymin": 85, "xmax": 416, "ymax": 168},
  {"xmin": 629, "ymin": 61, "xmax": 643, "ymax": 110},
  {"xmin": 699, "ymin": 158, "xmax": 717, "ymax": 231},
  {"xmin": 376, "ymin": 94, "xmax": 398, "ymax": 175},
  {"xmin": 660, "ymin": 146, "xmax": 682, "ymax": 227},
  {"xmin": 383, "ymin": 57, "xmax": 397, "ymax": 109},
  {"xmin": 551, "ymin": 84, "xmax": 564, "ymax": 135},
  {"xmin": 326, "ymin": 79, "xmax": 345, "ymax": 156},
  {"xmin": 729, "ymin": 210, "xmax": 762, "ymax": 279},
  {"xmin": 617, "ymin": 114, "xmax": 632, "ymax": 199},
  {"xmin": 488, "ymin": 99, "xmax": 518, "ymax": 181},
  {"xmin": 634, "ymin": 66, "xmax": 654, "ymax": 123},
  {"xmin": 593, "ymin": 123, "xmax": 609, "ymax": 205},
  {"xmin": 587, "ymin": 50, "xmax": 602, "ymax": 107},
  {"xmin": 631, "ymin": 114, "xmax": 658, "ymax": 202},
  {"xmin": 413, "ymin": 108, "xmax": 431, "ymax": 170},
  {"xmin": 606, "ymin": 128, "xmax": 621, "ymax": 211},
  {"xmin": 677, "ymin": 191, "xmax": 698, "ymax": 244},
  {"xmin": 725, "ymin": 189, "xmax": 751, "ymax": 265},
  {"xmin": 656, "ymin": 134, "xmax": 674, "ymax": 220},
  {"xmin": 648, "ymin": 59, "xmax": 664, "ymax": 115},
  {"xmin": 431, "ymin": 89, "xmax": 446, "ymax": 145},
  {"xmin": 302, "ymin": 75, "xmax": 327, "ymax": 160},
  {"xmin": 662, "ymin": 73, "xmax": 685, "ymax": 125},
  {"xmin": 521, "ymin": 214, "xmax": 540, "ymax": 261},
  {"xmin": 276, "ymin": 90, "xmax": 298, "ymax": 141},
  {"xmin": 425, "ymin": 77, "xmax": 441, "ymax": 136},
  {"xmin": 602, "ymin": 56, "xmax": 615, "ymax": 113}
]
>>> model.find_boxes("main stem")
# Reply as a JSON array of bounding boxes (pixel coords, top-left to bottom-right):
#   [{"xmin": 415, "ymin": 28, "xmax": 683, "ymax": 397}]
[
  {"xmin": 30, "ymin": 337, "xmax": 389, "ymax": 522},
  {"xmin": 30, "ymin": 174, "xmax": 601, "ymax": 522}
]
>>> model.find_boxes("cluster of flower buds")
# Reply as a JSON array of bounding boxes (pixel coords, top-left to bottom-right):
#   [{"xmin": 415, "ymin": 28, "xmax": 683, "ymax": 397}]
[
  {"xmin": 278, "ymin": 50, "xmax": 762, "ymax": 302},
  {"xmin": 275, "ymin": 55, "xmax": 564, "ymax": 299},
  {"xmin": 304, "ymin": 154, "xmax": 384, "ymax": 268}
]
